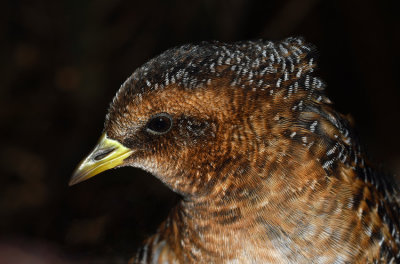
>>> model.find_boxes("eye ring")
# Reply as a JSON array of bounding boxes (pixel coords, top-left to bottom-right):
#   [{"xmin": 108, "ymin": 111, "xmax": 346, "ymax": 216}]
[{"xmin": 146, "ymin": 113, "xmax": 173, "ymax": 135}]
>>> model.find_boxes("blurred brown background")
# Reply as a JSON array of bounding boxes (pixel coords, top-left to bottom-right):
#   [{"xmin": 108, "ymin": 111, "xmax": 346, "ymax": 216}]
[{"xmin": 1, "ymin": 0, "xmax": 399, "ymax": 262}]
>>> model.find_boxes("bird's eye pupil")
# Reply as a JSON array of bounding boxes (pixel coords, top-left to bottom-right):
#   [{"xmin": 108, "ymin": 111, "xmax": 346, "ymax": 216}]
[{"xmin": 146, "ymin": 113, "xmax": 173, "ymax": 135}]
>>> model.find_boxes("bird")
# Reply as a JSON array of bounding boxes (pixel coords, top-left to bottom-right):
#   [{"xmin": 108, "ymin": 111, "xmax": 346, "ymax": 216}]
[{"xmin": 70, "ymin": 37, "xmax": 400, "ymax": 263}]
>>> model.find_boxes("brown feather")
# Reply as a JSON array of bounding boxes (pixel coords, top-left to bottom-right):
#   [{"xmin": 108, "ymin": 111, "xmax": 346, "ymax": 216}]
[{"xmin": 98, "ymin": 37, "xmax": 400, "ymax": 263}]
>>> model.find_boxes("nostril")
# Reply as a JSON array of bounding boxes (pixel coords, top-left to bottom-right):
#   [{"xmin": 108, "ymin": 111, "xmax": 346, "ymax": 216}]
[{"xmin": 93, "ymin": 148, "xmax": 115, "ymax": 161}]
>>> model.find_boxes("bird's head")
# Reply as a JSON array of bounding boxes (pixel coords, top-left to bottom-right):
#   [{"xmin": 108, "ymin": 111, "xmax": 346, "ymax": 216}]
[
  {"xmin": 70, "ymin": 38, "xmax": 347, "ymax": 199},
  {"xmin": 69, "ymin": 73, "xmax": 248, "ymax": 196}
]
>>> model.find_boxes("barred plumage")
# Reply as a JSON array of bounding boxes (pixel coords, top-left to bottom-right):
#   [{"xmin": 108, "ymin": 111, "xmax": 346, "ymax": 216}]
[{"xmin": 71, "ymin": 37, "xmax": 400, "ymax": 263}]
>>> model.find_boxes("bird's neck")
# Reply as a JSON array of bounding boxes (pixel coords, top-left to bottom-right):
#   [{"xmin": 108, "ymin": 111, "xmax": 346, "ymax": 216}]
[
  {"xmin": 140, "ymin": 123, "xmax": 369, "ymax": 263},
  {"xmin": 158, "ymin": 158, "xmax": 333, "ymax": 263},
  {"xmin": 163, "ymin": 194, "xmax": 269, "ymax": 262}
]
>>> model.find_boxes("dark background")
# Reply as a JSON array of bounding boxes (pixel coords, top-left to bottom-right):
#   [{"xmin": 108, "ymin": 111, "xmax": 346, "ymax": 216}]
[{"xmin": 1, "ymin": 0, "xmax": 399, "ymax": 263}]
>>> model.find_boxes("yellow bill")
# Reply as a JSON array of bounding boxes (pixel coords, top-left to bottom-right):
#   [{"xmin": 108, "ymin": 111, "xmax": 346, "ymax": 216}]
[{"xmin": 69, "ymin": 133, "xmax": 133, "ymax": 186}]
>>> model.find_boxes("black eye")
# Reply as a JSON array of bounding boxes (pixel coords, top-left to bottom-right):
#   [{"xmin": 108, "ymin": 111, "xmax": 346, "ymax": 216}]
[{"xmin": 146, "ymin": 113, "xmax": 173, "ymax": 135}]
